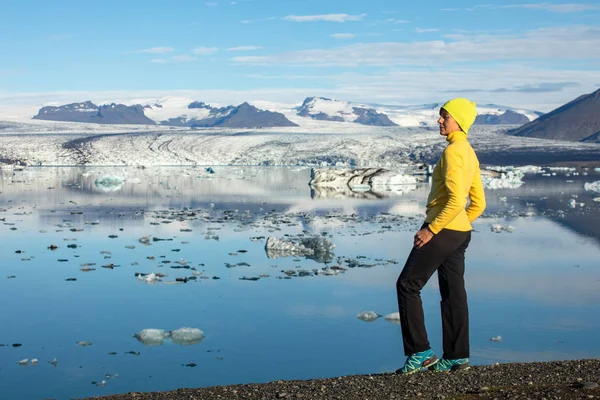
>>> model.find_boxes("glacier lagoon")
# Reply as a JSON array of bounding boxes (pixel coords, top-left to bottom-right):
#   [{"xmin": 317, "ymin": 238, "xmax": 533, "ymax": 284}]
[{"xmin": 1, "ymin": 166, "xmax": 600, "ymax": 400}]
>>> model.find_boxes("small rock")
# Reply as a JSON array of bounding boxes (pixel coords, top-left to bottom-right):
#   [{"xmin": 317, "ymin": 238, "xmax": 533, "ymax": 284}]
[{"xmin": 572, "ymin": 382, "xmax": 600, "ymax": 390}]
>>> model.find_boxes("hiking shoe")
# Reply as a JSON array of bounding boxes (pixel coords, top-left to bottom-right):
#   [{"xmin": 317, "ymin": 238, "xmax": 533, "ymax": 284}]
[
  {"xmin": 396, "ymin": 349, "xmax": 439, "ymax": 374},
  {"xmin": 429, "ymin": 358, "xmax": 470, "ymax": 372}
]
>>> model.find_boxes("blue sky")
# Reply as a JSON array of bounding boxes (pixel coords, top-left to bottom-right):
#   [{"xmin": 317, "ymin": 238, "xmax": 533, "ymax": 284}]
[{"xmin": 1, "ymin": 0, "xmax": 600, "ymax": 111}]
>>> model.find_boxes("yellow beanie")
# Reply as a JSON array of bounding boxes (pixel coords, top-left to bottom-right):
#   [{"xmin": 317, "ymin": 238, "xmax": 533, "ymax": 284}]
[{"xmin": 441, "ymin": 98, "xmax": 477, "ymax": 135}]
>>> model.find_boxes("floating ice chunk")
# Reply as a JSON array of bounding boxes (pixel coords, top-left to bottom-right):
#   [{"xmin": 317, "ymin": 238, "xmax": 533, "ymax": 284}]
[
  {"xmin": 490, "ymin": 335, "xmax": 503, "ymax": 342},
  {"xmin": 309, "ymin": 168, "xmax": 417, "ymax": 194},
  {"xmin": 568, "ymin": 199, "xmax": 577, "ymax": 208},
  {"xmin": 133, "ymin": 328, "xmax": 171, "ymax": 346},
  {"xmin": 384, "ymin": 312, "xmax": 400, "ymax": 321},
  {"xmin": 94, "ymin": 176, "xmax": 124, "ymax": 192},
  {"xmin": 482, "ymin": 170, "xmax": 524, "ymax": 190},
  {"xmin": 357, "ymin": 311, "xmax": 381, "ymax": 322},
  {"xmin": 17, "ymin": 359, "xmax": 28, "ymax": 365},
  {"xmin": 516, "ymin": 165, "xmax": 543, "ymax": 174},
  {"xmin": 584, "ymin": 181, "xmax": 600, "ymax": 193},
  {"xmin": 170, "ymin": 327, "xmax": 205, "ymax": 346},
  {"xmin": 548, "ymin": 167, "xmax": 576, "ymax": 172},
  {"xmin": 491, "ymin": 224, "xmax": 514, "ymax": 233},
  {"xmin": 593, "ymin": 197, "xmax": 600, "ymax": 203},
  {"xmin": 144, "ymin": 273, "xmax": 160, "ymax": 283},
  {"xmin": 265, "ymin": 237, "xmax": 313, "ymax": 258},
  {"xmin": 265, "ymin": 236, "xmax": 335, "ymax": 263}
]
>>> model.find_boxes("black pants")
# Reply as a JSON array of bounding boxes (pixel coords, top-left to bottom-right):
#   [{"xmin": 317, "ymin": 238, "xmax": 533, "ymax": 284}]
[{"xmin": 396, "ymin": 224, "xmax": 471, "ymax": 359}]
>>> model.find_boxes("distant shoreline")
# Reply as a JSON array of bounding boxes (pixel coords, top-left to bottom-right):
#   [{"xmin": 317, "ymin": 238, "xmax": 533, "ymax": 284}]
[{"xmin": 86, "ymin": 359, "xmax": 600, "ymax": 400}]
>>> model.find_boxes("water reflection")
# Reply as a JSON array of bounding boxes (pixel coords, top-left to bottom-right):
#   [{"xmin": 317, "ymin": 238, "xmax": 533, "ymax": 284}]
[{"xmin": 1, "ymin": 166, "xmax": 600, "ymax": 400}]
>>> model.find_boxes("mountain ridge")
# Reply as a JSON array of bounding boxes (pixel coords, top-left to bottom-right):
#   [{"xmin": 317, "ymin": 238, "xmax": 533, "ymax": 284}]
[
  {"xmin": 508, "ymin": 89, "xmax": 600, "ymax": 142},
  {"xmin": 31, "ymin": 96, "xmax": 542, "ymax": 129}
]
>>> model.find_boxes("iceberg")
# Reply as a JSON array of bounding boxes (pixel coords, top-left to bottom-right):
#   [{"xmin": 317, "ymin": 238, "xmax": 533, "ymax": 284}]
[
  {"xmin": 94, "ymin": 176, "xmax": 124, "ymax": 192},
  {"xmin": 265, "ymin": 236, "xmax": 335, "ymax": 263},
  {"xmin": 357, "ymin": 311, "xmax": 381, "ymax": 322},
  {"xmin": 482, "ymin": 170, "xmax": 524, "ymax": 189},
  {"xmin": 170, "ymin": 327, "xmax": 205, "ymax": 346},
  {"xmin": 584, "ymin": 181, "xmax": 600, "ymax": 193},
  {"xmin": 384, "ymin": 312, "xmax": 400, "ymax": 321},
  {"xmin": 310, "ymin": 168, "xmax": 417, "ymax": 189},
  {"xmin": 133, "ymin": 329, "xmax": 170, "ymax": 346}
]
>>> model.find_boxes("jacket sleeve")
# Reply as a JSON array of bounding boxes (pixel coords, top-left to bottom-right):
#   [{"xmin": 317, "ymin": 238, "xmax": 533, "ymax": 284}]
[
  {"xmin": 466, "ymin": 168, "xmax": 486, "ymax": 223},
  {"xmin": 428, "ymin": 146, "xmax": 467, "ymax": 234}
]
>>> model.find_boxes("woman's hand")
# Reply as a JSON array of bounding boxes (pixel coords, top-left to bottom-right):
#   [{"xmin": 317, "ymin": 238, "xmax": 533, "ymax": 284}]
[{"xmin": 414, "ymin": 227, "xmax": 434, "ymax": 249}]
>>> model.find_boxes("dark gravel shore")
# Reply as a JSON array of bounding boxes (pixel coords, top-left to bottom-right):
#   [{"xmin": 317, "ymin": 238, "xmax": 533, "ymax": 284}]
[{"xmin": 87, "ymin": 359, "xmax": 600, "ymax": 400}]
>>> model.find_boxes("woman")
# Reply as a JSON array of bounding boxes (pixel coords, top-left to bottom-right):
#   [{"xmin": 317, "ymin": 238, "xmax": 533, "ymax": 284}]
[{"xmin": 396, "ymin": 98, "xmax": 486, "ymax": 374}]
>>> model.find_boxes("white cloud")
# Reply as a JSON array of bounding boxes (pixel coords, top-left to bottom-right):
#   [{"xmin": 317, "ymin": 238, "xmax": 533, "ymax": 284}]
[
  {"xmin": 283, "ymin": 13, "xmax": 367, "ymax": 23},
  {"xmin": 458, "ymin": 3, "xmax": 598, "ymax": 13},
  {"xmin": 191, "ymin": 46, "xmax": 219, "ymax": 55},
  {"xmin": 500, "ymin": 2, "xmax": 600, "ymax": 13},
  {"xmin": 1, "ymin": 65, "xmax": 599, "ymax": 114},
  {"xmin": 372, "ymin": 18, "xmax": 410, "ymax": 25},
  {"xmin": 206, "ymin": 1, "xmax": 218, "ymax": 5},
  {"xmin": 226, "ymin": 46, "xmax": 263, "ymax": 51},
  {"xmin": 170, "ymin": 55, "xmax": 197, "ymax": 62},
  {"xmin": 415, "ymin": 28, "xmax": 440, "ymax": 33},
  {"xmin": 232, "ymin": 25, "xmax": 600, "ymax": 66},
  {"xmin": 132, "ymin": 47, "xmax": 175, "ymax": 54},
  {"xmin": 150, "ymin": 59, "xmax": 168, "ymax": 64},
  {"xmin": 241, "ymin": 16, "xmax": 276, "ymax": 24},
  {"xmin": 330, "ymin": 33, "xmax": 356, "ymax": 39}
]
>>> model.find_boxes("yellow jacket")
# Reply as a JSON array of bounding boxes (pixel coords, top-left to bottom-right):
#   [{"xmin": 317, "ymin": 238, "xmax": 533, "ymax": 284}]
[{"xmin": 425, "ymin": 130, "xmax": 486, "ymax": 234}]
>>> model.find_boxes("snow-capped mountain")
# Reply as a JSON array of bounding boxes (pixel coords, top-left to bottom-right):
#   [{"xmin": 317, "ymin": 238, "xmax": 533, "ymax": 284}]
[
  {"xmin": 33, "ymin": 98, "xmax": 298, "ymax": 128},
  {"xmin": 297, "ymin": 97, "xmax": 398, "ymax": 126},
  {"xmin": 294, "ymin": 97, "xmax": 540, "ymax": 128},
  {"xmin": 29, "ymin": 96, "xmax": 542, "ymax": 129},
  {"xmin": 33, "ymin": 101, "xmax": 155, "ymax": 125}
]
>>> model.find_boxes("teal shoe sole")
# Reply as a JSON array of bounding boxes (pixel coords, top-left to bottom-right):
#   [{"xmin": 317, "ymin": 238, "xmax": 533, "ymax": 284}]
[{"xmin": 396, "ymin": 355, "xmax": 439, "ymax": 374}]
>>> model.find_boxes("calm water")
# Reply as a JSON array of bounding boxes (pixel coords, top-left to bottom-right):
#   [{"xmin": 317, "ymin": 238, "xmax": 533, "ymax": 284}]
[{"xmin": 1, "ymin": 166, "xmax": 599, "ymax": 400}]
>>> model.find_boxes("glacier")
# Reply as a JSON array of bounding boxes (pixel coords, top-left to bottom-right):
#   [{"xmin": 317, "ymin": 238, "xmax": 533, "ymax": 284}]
[{"xmin": 2, "ymin": 121, "xmax": 599, "ymax": 168}]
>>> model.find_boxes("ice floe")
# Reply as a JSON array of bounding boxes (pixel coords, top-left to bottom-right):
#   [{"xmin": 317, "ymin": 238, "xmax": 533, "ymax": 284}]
[
  {"xmin": 265, "ymin": 236, "xmax": 335, "ymax": 263},
  {"xmin": 357, "ymin": 311, "xmax": 381, "ymax": 322},
  {"xmin": 133, "ymin": 329, "xmax": 171, "ymax": 346},
  {"xmin": 384, "ymin": 312, "xmax": 400, "ymax": 321},
  {"xmin": 482, "ymin": 170, "xmax": 525, "ymax": 189},
  {"xmin": 170, "ymin": 327, "xmax": 205, "ymax": 346},
  {"xmin": 310, "ymin": 168, "xmax": 417, "ymax": 189},
  {"xmin": 94, "ymin": 176, "xmax": 124, "ymax": 192},
  {"xmin": 584, "ymin": 181, "xmax": 600, "ymax": 193},
  {"xmin": 133, "ymin": 327, "xmax": 205, "ymax": 346},
  {"xmin": 491, "ymin": 224, "xmax": 515, "ymax": 233}
]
